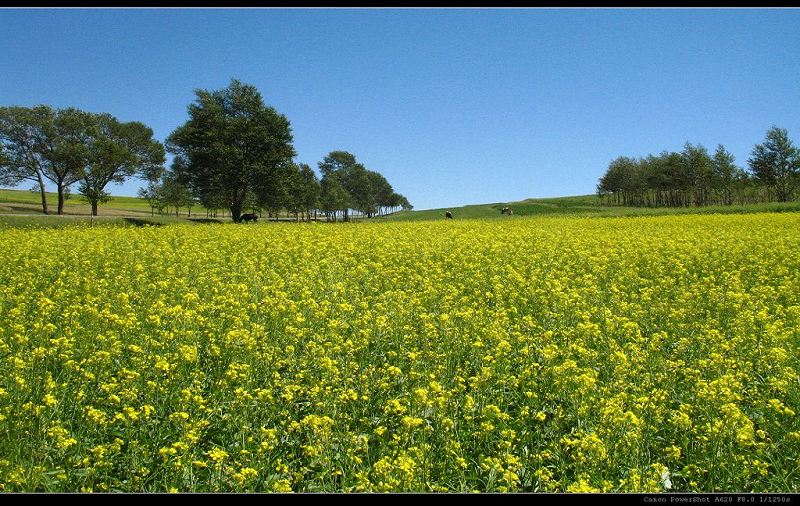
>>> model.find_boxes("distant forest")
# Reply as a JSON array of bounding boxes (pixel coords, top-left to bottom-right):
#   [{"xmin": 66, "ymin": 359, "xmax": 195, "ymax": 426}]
[{"xmin": 597, "ymin": 127, "xmax": 800, "ymax": 207}]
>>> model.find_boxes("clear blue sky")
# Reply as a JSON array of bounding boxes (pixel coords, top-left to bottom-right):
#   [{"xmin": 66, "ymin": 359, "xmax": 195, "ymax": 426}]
[{"xmin": 2, "ymin": 8, "xmax": 799, "ymax": 210}]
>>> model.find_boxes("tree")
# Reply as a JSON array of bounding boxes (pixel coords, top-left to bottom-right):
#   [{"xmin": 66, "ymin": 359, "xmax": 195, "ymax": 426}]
[
  {"xmin": 40, "ymin": 108, "xmax": 95, "ymax": 215},
  {"xmin": 599, "ymin": 131, "xmax": 800, "ymax": 207},
  {"xmin": 384, "ymin": 192, "xmax": 403, "ymax": 214},
  {"xmin": 138, "ymin": 181, "xmax": 164, "ymax": 216},
  {"xmin": 319, "ymin": 151, "xmax": 356, "ymax": 221},
  {"xmin": 682, "ymin": 143, "xmax": 714, "ymax": 206},
  {"xmin": 297, "ymin": 163, "xmax": 320, "ymax": 221},
  {"xmin": 368, "ymin": 170, "xmax": 394, "ymax": 216},
  {"xmin": 598, "ymin": 156, "xmax": 637, "ymax": 205},
  {"xmin": 78, "ymin": 113, "xmax": 164, "ymax": 216},
  {"xmin": 201, "ymin": 192, "xmax": 227, "ymax": 219},
  {"xmin": 642, "ymin": 153, "xmax": 673, "ymax": 207},
  {"xmin": 167, "ymin": 79, "xmax": 296, "ymax": 222},
  {"xmin": 258, "ymin": 162, "xmax": 293, "ymax": 221},
  {"xmin": 0, "ymin": 106, "xmax": 52, "ymax": 214},
  {"xmin": 731, "ymin": 166, "xmax": 752, "ymax": 205},
  {"xmin": 285, "ymin": 162, "xmax": 320, "ymax": 221},
  {"xmin": 317, "ymin": 150, "xmax": 408, "ymax": 220},
  {"xmin": 398, "ymin": 194, "xmax": 413, "ymax": 211},
  {"xmin": 0, "ymin": 147, "xmax": 8, "ymax": 172},
  {"xmin": 284, "ymin": 163, "xmax": 303, "ymax": 220},
  {"xmin": 342, "ymin": 163, "xmax": 374, "ymax": 218},
  {"xmin": 319, "ymin": 150, "xmax": 357, "ymax": 176},
  {"xmin": 603, "ymin": 156, "xmax": 642, "ymax": 206},
  {"xmin": 660, "ymin": 151, "xmax": 689, "ymax": 207},
  {"xmin": 748, "ymin": 126, "xmax": 800, "ymax": 202},
  {"xmin": 158, "ymin": 172, "xmax": 194, "ymax": 217},
  {"xmin": 712, "ymin": 145, "xmax": 738, "ymax": 206},
  {"xmin": 319, "ymin": 170, "xmax": 349, "ymax": 222}
]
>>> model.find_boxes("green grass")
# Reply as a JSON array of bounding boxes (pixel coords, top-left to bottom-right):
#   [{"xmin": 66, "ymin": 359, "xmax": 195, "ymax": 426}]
[
  {"xmin": 0, "ymin": 214, "xmax": 226, "ymax": 230},
  {"xmin": 0, "ymin": 188, "xmax": 225, "ymax": 228},
  {"xmin": 0, "ymin": 188, "xmax": 156, "ymax": 215},
  {"xmin": 381, "ymin": 195, "xmax": 800, "ymax": 222},
  {"xmin": 5, "ymin": 187, "xmax": 800, "ymax": 229}
]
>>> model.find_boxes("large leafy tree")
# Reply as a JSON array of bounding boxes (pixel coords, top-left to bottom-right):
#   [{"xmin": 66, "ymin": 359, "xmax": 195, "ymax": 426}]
[
  {"xmin": 0, "ymin": 105, "xmax": 52, "ymax": 213},
  {"xmin": 167, "ymin": 79, "xmax": 295, "ymax": 222},
  {"xmin": 41, "ymin": 108, "xmax": 96, "ymax": 215},
  {"xmin": 748, "ymin": 126, "xmax": 800, "ymax": 203},
  {"xmin": 2, "ymin": 105, "xmax": 164, "ymax": 216},
  {"xmin": 79, "ymin": 113, "xmax": 165, "ymax": 216},
  {"xmin": 0, "ymin": 105, "xmax": 94, "ymax": 215}
]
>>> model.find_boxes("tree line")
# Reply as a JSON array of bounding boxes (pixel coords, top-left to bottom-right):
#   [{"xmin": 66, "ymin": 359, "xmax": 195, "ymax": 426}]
[
  {"xmin": 0, "ymin": 79, "xmax": 411, "ymax": 221},
  {"xmin": 597, "ymin": 127, "xmax": 800, "ymax": 207},
  {"xmin": 0, "ymin": 106, "xmax": 164, "ymax": 215}
]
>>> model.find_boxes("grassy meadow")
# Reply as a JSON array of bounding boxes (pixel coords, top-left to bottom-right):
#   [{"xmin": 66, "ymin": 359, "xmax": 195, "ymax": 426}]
[
  {"xmin": 7, "ymin": 188, "xmax": 800, "ymax": 230},
  {"xmin": 0, "ymin": 188, "xmax": 227, "ymax": 229},
  {"xmin": 0, "ymin": 188, "xmax": 156, "ymax": 216},
  {"xmin": 0, "ymin": 213, "xmax": 798, "ymax": 492},
  {"xmin": 381, "ymin": 194, "xmax": 800, "ymax": 222}
]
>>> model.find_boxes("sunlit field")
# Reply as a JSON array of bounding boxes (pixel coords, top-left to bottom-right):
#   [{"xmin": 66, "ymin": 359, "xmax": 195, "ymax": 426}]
[{"xmin": 0, "ymin": 214, "xmax": 798, "ymax": 492}]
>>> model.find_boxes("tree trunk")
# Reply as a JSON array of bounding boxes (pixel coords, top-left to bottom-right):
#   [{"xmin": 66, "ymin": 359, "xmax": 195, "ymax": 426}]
[
  {"xmin": 57, "ymin": 183, "xmax": 65, "ymax": 215},
  {"xmin": 36, "ymin": 173, "xmax": 49, "ymax": 214},
  {"xmin": 231, "ymin": 205, "xmax": 242, "ymax": 223},
  {"xmin": 91, "ymin": 200, "xmax": 98, "ymax": 216}
]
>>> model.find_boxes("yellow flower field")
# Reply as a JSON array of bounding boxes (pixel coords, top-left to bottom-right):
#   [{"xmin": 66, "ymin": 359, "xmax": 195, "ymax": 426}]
[{"xmin": 0, "ymin": 214, "xmax": 798, "ymax": 492}]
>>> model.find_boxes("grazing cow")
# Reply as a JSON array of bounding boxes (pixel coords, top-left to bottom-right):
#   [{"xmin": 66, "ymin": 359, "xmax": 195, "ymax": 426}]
[
  {"xmin": 501, "ymin": 207, "xmax": 513, "ymax": 215},
  {"xmin": 240, "ymin": 213, "xmax": 258, "ymax": 223},
  {"xmin": 445, "ymin": 211, "xmax": 453, "ymax": 219}
]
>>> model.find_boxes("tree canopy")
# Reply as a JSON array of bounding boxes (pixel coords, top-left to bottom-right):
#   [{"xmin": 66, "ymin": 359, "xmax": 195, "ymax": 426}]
[
  {"xmin": 166, "ymin": 79, "xmax": 296, "ymax": 223},
  {"xmin": 598, "ymin": 127, "xmax": 799, "ymax": 207},
  {"xmin": 1, "ymin": 105, "xmax": 164, "ymax": 215},
  {"xmin": 0, "ymin": 106, "xmax": 52, "ymax": 213},
  {"xmin": 3, "ymin": 81, "xmax": 412, "ymax": 221},
  {"xmin": 748, "ymin": 126, "xmax": 800, "ymax": 203},
  {"xmin": 80, "ymin": 113, "xmax": 165, "ymax": 215},
  {"xmin": 317, "ymin": 150, "xmax": 409, "ymax": 221}
]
